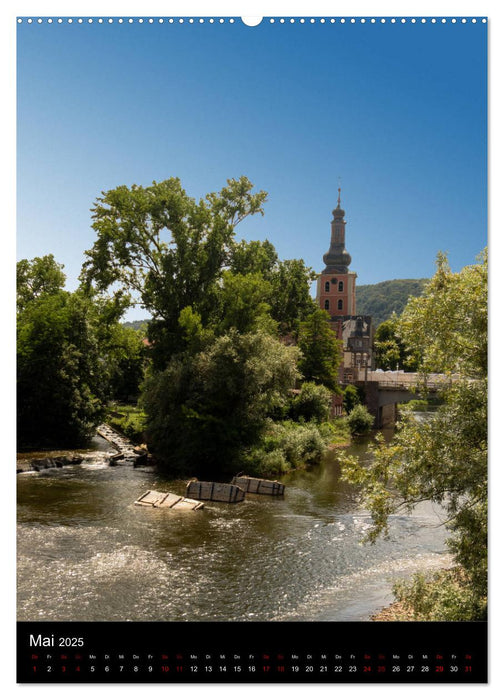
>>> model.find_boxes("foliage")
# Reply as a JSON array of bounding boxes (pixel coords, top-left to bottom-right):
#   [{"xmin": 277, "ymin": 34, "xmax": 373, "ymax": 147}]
[
  {"xmin": 141, "ymin": 330, "xmax": 300, "ymax": 473},
  {"xmin": 17, "ymin": 254, "xmax": 149, "ymax": 448},
  {"xmin": 268, "ymin": 259, "xmax": 318, "ymax": 334},
  {"xmin": 17, "ymin": 288, "xmax": 106, "ymax": 447},
  {"xmin": 229, "ymin": 241, "xmax": 317, "ymax": 334},
  {"xmin": 341, "ymin": 250, "xmax": 487, "ymax": 619},
  {"xmin": 122, "ymin": 319, "xmax": 149, "ymax": 332},
  {"xmin": 289, "ymin": 382, "xmax": 332, "ymax": 423},
  {"xmin": 347, "ymin": 404, "xmax": 374, "ymax": 435},
  {"xmin": 107, "ymin": 403, "xmax": 146, "ymax": 444},
  {"xmin": 401, "ymin": 399, "xmax": 429, "ymax": 412},
  {"xmin": 399, "ymin": 250, "xmax": 487, "ymax": 378},
  {"xmin": 391, "ymin": 568, "xmax": 487, "ymax": 621},
  {"xmin": 319, "ymin": 418, "xmax": 351, "ymax": 447},
  {"xmin": 244, "ymin": 419, "xmax": 329, "ymax": 475},
  {"xmin": 211, "ymin": 271, "xmax": 277, "ymax": 335},
  {"xmin": 342, "ymin": 384, "xmax": 362, "ymax": 414},
  {"xmin": 356, "ymin": 278, "xmax": 428, "ymax": 327},
  {"xmin": 297, "ymin": 309, "xmax": 343, "ymax": 390},
  {"xmin": 17, "ymin": 254, "xmax": 66, "ymax": 312},
  {"xmin": 81, "ymin": 176, "xmax": 268, "ymax": 365},
  {"xmin": 373, "ymin": 314, "xmax": 418, "ymax": 371},
  {"xmin": 229, "ymin": 238, "xmax": 278, "ymax": 278},
  {"xmin": 102, "ymin": 324, "xmax": 147, "ymax": 401}
]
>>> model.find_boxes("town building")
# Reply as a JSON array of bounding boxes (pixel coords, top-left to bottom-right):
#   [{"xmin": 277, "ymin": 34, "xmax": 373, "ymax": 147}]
[{"xmin": 315, "ymin": 190, "xmax": 374, "ymax": 383}]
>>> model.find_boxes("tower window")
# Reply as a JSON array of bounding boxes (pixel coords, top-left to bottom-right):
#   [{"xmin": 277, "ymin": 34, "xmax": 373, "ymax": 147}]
[
  {"xmin": 324, "ymin": 300, "xmax": 330, "ymax": 310},
  {"xmin": 337, "ymin": 299, "xmax": 343, "ymax": 310},
  {"xmin": 324, "ymin": 281, "xmax": 330, "ymax": 293},
  {"xmin": 338, "ymin": 281, "xmax": 344, "ymax": 292}
]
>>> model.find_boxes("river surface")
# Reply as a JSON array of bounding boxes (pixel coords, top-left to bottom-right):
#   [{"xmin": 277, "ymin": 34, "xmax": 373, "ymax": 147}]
[{"xmin": 17, "ymin": 434, "xmax": 450, "ymax": 622}]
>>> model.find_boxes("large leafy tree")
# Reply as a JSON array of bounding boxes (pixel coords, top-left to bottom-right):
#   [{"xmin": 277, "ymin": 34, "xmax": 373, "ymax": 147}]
[
  {"xmin": 229, "ymin": 240, "xmax": 317, "ymax": 333},
  {"xmin": 342, "ymin": 250, "xmax": 488, "ymax": 619},
  {"xmin": 17, "ymin": 288, "xmax": 106, "ymax": 447},
  {"xmin": 81, "ymin": 176, "xmax": 268, "ymax": 365},
  {"xmin": 141, "ymin": 330, "xmax": 300, "ymax": 473},
  {"xmin": 297, "ymin": 309, "xmax": 343, "ymax": 390},
  {"xmin": 17, "ymin": 256, "xmax": 146, "ymax": 447}
]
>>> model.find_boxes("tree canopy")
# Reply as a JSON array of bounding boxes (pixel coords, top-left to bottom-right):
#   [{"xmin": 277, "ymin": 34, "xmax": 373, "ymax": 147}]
[
  {"xmin": 342, "ymin": 250, "xmax": 488, "ymax": 619},
  {"xmin": 17, "ymin": 254, "xmax": 66, "ymax": 312},
  {"xmin": 81, "ymin": 176, "xmax": 268, "ymax": 363},
  {"xmin": 373, "ymin": 313, "xmax": 418, "ymax": 371},
  {"xmin": 297, "ymin": 309, "xmax": 343, "ymax": 390},
  {"xmin": 17, "ymin": 256, "xmax": 147, "ymax": 447},
  {"xmin": 141, "ymin": 329, "xmax": 300, "ymax": 473}
]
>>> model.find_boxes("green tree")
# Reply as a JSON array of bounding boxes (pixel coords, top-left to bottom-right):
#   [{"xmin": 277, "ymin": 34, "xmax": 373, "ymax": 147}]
[
  {"xmin": 342, "ymin": 250, "xmax": 487, "ymax": 620},
  {"xmin": 141, "ymin": 329, "xmax": 300, "ymax": 472},
  {"xmin": 230, "ymin": 241, "xmax": 317, "ymax": 334},
  {"xmin": 17, "ymin": 289, "xmax": 106, "ymax": 447},
  {"xmin": 81, "ymin": 176, "xmax": 267, "ymax": 365},
  {"xmin": 105, "ymin": 324, "xmax": 147, "ymax": 401},
  {"xmin": 17, "ymin": 254, "xmax": 66, "ymax": 312},
  {"xmin": 289, "ymin": 382, "xmax": 332, "ymax": 423},
  {"xmin": 373, "ymin": 313, "xmax": 419, "ymax": 371},
  {"xmin": 229, "ymin": 238, "xmax": 278, "ymax": 278},
  {"xmin": 347, "ymin": 404, "xmax": 374, "ymax": 435},
  {"xmin": 297, "ymin": 309, "xmax": 343, "ymax": 390},
  {"xmin": 399, "ymin": 250, "xmax": 487, "ymax": 377},
  {"xmin": 268, "ymin": 259, "xmax": 318, "ymax": 335},
  {"xmin": 342, "ymin": 384, "xmax": 362, "ymax": 414},
  {"xmin": 212, "ymin": 271, "xmax": 277, "ymax": 335}
]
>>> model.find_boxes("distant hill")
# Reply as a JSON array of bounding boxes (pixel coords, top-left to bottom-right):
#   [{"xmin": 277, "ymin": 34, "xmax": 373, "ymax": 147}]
[
  {"xmin": 123, "ymin": 319, "xmax": 149, "ymax": 331},
  {"xmin": 356, "ymin": 279, "xmax": 428, "ymax": 328}
]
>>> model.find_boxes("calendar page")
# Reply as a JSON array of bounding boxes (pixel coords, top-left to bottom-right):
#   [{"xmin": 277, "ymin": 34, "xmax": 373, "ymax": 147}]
[{"xmin": 16, "ymin": 7, "xmax": 488, "ymax": 684}]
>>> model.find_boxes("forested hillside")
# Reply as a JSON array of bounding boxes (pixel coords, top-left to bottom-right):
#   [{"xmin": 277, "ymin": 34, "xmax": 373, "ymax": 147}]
[
  {"xmin": 356, "ymin": 279, "xmax": 428, "ymax": 327},
  {"xmin": 123, "ymin": 319, "xmax": 149, "ymax": 331}
]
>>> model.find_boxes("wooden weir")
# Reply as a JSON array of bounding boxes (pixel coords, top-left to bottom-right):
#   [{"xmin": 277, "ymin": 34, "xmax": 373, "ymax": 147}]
[
  {"xmin": 134, "ymin": 490, "xmax": 204, "ymax": 511},
  {"xmin": 185, "ymin": 480, "xmax": 246, "ymax": 503},
  {"xmin": 231, "ymin": 475, "xmax": 285, "ymax": 497}
]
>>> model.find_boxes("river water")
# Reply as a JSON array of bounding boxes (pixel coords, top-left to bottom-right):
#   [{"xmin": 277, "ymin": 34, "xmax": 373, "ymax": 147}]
[{"xmin": 17, "ymin": 434, "xmax": 450, "ymax": 622}]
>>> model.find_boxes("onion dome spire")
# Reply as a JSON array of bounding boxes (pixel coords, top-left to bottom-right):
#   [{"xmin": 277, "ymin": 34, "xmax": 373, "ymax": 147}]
[{"xmin": 322, "ymin": 187, "xmax": 351, "ymax": 273}]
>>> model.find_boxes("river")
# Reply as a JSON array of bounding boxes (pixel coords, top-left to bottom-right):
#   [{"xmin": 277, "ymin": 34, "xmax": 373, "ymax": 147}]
[{"xmin": 17, "ymin": 432, "xmax": 450, "ymax": 622}]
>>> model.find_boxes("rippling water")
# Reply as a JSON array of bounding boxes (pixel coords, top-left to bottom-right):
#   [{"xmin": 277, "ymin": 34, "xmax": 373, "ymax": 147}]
[{"xmin": 17, "ymin": 437, "xmax": 449, "ymax": 621}]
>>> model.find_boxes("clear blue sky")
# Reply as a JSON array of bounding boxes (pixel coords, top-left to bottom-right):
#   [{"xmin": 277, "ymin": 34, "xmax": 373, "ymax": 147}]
[{"xmin": 17, "ymin": 16, "xmax": 487, "ymax": 320}]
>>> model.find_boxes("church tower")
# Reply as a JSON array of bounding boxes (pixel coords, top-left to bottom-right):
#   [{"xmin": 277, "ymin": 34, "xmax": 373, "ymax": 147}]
[
  {"xmin": 316, "ymin": 190, "xmax": 373, "ymax": 383},
  {"xmin": 316, "ymin": 189, "xmax": 357, "ymax": 321}
]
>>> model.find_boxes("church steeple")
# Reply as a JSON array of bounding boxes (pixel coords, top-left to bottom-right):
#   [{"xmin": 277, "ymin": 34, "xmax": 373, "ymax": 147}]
[{"xmin": 322, "ymin": 189, "xmax": 352, "ymax": 273}]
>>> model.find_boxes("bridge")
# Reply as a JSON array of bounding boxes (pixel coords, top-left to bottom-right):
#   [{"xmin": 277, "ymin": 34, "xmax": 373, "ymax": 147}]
[{"xmin": 351, "ymin": 370, "xmax": 453, "ymax": 427}]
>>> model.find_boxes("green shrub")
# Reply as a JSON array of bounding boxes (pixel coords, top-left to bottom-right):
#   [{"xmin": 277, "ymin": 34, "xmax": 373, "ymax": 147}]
[
  {"xmin": 243, "ymin": 419, "xmax": 329, "ymax": 475},
  {"xmin": 392, "ymin": 568, "xmax": 487, "ymax": 621},
  {"xmin": 343, "ymin": 384, "xmax": 362, "ymax": 414},
  {"xmin": 290, "ymin": 382, "xmax": 332, "ymax": 422},
  {"xmin": 347, "ymin": 404, "xmax": 374, "ymax": 435}
]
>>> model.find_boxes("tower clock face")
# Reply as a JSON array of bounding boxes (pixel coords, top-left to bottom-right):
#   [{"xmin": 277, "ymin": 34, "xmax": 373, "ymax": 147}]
[{"xmin": 331, "ymin": 278, "xmax": 337, "ymax": 284}]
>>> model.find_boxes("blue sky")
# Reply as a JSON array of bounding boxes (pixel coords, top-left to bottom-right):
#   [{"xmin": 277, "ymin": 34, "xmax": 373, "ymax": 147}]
[{"xmin": 17, "ymin": 16, "xmax": 487, "ymax": 319}]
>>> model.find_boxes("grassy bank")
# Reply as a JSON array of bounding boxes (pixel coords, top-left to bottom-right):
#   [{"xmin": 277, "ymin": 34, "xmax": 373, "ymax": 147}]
[
  {"xmin": 371, "ymin": 567, "xmax": 486, "ymax": 622},
  {"xmin": 106, "ymin": 403, "xmax": 146, "ymax": 444}
]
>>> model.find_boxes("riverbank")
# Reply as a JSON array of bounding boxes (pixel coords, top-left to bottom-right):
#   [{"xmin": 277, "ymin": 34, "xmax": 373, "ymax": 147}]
[
  {"xmin": 369, "ymin": 564, "xmax": 486, "ymax": 622},
  {"xmin": 371, "ymin": 601, "xmax": 414, "ymax": 621}
]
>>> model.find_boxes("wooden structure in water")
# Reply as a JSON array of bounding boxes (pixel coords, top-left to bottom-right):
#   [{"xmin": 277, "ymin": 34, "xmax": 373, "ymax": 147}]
[
  {"xmin": 231, "ymin": 475, "xmax": 285, "ymax": 497},
  {"xmin": 135, "ymin": 490, "xmax": 204, "ymax": 511},
  {"xmin": 185, "ymin": 480, "xmax": 245, "ymax": 503}
]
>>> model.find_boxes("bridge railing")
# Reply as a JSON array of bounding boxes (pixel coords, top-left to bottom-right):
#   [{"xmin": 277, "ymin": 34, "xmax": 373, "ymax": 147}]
[{"xmin": 353, "ymin": 370, "xmax": 456, "ymax": 391}]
